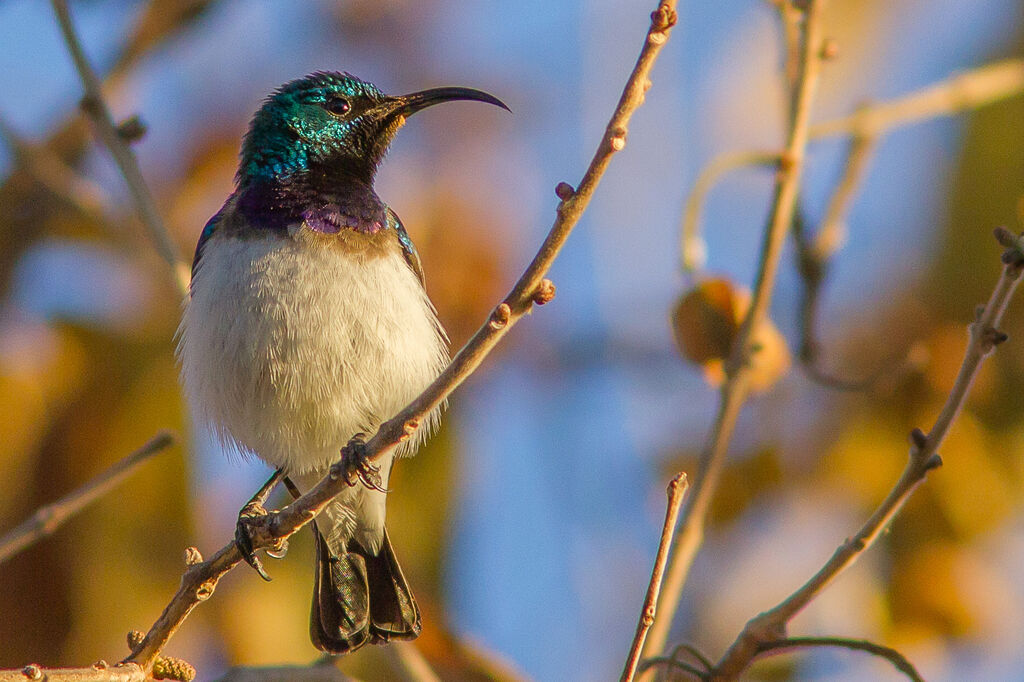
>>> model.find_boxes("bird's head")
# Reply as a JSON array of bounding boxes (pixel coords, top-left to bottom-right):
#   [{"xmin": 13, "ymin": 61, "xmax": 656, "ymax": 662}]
[{"xmin": 238, "ymin": 71, "xmax": 508, "ymax": 186}]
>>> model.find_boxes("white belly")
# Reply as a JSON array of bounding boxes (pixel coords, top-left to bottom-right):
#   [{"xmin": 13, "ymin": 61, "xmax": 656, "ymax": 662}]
[{"xmin": 177, "ymin": 229, "xmax": 449, "ymax": 476}]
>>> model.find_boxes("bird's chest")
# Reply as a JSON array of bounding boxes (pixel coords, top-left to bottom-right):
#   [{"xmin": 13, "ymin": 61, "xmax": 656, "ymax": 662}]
[{"xmin": 178, "ymin": 230, "xmax": 448, "ymax": 472}]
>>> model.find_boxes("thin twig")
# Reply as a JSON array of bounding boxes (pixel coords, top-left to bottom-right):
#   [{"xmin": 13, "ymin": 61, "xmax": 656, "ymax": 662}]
[
  {"xmin": 680, "ymin": 151, "xmax": 779, "ymax": 275},
  {"xmin": 621, "ymin": 473, "xmax": 689, "ymax": 682},
  {"xmin": 0, "ymin": 432, "xmax": 175, "ymax": 565},
  {"xmin": 756, "ymin": 637, "xmax": 924, "ymax": 682},
  {"xmin": 793, "ymin": 115, "xmax": 917, "ymax": 391},
  {"xmin": 117, "ymin": 2, "xmax": 680, "ymax": 672},
  {"xmin": 0, "ymin": 663, "xmax": 148, "ymax": 682},
  {"xmin": 709, "ymin": 231, "xmax": 1024, "ymax": 680},
  {"xmin": 644, "ymin": 0, "xmax": 827, "ymax": 661},
  {"xmin": 680, "ymin": 57, "xmax": 1024, "ymax": 279},
  {"xmin": 636, "ymin": 656, "xmax": 707, "ymax": 680},
  {"xmin": 668, "ymin": 643, "xmax": 713, "ymax": 673},
  {"xmin": 50, "ymin": 0, "xmax": 191, "ymax": 296},
  {"xmin": 809, "ymin": 58, "xmax": 1024, "ymax": 139},
  {"xmin": 0, "ymin": 113, "xmax": 112, "ymax": 218},
  {"xmin": 390, "ymin": 643, "xmax": 442, "ymax": 682}
]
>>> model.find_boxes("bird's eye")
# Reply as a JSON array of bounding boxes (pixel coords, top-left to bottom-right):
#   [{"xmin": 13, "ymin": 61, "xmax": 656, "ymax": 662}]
[{"xmin": 323, "ymin": 96, "xmax": 351, "ymax": 116}]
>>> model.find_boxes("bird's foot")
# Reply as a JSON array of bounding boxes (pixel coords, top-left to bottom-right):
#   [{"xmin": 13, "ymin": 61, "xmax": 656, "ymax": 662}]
[
  {"xmin": 235, "ymin": 501, "xmax": 287, "ymax": 581},
  {"xmin": 339, "ymin": 433, "xmax": 389, "ymax": 493}
]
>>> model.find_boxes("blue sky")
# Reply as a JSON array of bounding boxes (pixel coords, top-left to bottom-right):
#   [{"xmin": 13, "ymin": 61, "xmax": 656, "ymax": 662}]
[{"xmin": 1, "ymin": 0, "xmax": 1022, "ymax": 679}]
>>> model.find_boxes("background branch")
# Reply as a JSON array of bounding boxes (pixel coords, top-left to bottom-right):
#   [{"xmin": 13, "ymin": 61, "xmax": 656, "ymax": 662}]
[
  {"xmin": 808, "ymin": 58, "xmax": 1024, "ymax": 139},
  {"xmin": 755, "ymin": 637, "xmax": 924, "ymax": 682},
  {"xmin": 709, "ymin": 230, "xmax": 1024, "ymax": 680},
  {"xmin": 116, "ymin": 2, "xmax": 681, "ymax": 672},
  {"xmin": 644, "ymin": 0, "xmax": 827, "ymax": 660},
  {"xmin": 0, "ymin": 432, "xmax": 175, "ymax": 566},
  {"xmin": 681, "ymin": 57, "xmax": 1024, "ymax": 281},
  {"xmin": 0, "ymin": 663, "xmax": 148, "ymax": 682},
  {"xmin": 0, "ymin": 113, "xmax": 111, "ymax": 218},
  {"xmin": 621, "ymin": 473, "xmax": 688, "ymax": 682},
  {"xmin": 50, "ymin": 0, "xmax": 190, "ymax": 297}
]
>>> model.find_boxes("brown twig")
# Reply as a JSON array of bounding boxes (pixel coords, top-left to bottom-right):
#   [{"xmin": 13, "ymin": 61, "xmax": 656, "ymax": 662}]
[
  {"xmin": 118, "ymin": 2, "xmax": 680, "ymax": 672},
  {"xmin": 755, "ymin": 637, "xmax": 924, "ymax": 681},
  {"xmin": 636, "ymin": 656, "xmax": 706, "ymax": 680},
  {"xmin": 50, "ymin": 0, "xmax": 191, "ymax": 297},
  {"xmin": 621, "ymin": 473, "xmax": 689, "ymax": 682},
  {"xmin": 0, "ymin": 663, "xmax": 148, "ymax": 682},
  {"xmin": 390, "ymin": 642, "xmax": 442, "ymax": 682},
  {"xmin": 709, "ymin": 230, "xmax": 1024, "ymax": 680},
  {"xmin": 808, "ymin": 58, "xmax": 1024, "ymax": 139},
  {"xmin": 0, "ymin": 113, "xmax": 112, "ymax": 218},
  {"xmin": 0, "ymin": 432, "xmax": 175, "ymax": 565},
  {"xmin": 679, "ymin": 57, "xmax": 1024, "ymax": 279},
  {"xmin": 680, "ymin": 151, "xmax": 779, "ymax": 275},
  {"xmin": 644, "ymin": 0, "xmax": 827, "ymax": 661}
]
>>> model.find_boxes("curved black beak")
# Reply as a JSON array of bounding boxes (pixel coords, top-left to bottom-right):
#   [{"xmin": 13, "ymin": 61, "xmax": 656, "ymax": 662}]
[{"xmin": 390, "ymin": 86, "xmax": 510, "ymax": 119}]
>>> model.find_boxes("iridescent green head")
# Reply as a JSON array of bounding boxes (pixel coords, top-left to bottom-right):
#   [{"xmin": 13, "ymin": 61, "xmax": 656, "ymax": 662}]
[{"xmin": 238, "ymin": 71, "xmax": 508, "ymax": 185}]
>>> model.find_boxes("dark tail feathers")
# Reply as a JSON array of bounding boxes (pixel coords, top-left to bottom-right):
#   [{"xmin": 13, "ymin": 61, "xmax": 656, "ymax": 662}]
[{"xmin": 310, "ymin": 523, "xmax": 421, "ymax": 654}]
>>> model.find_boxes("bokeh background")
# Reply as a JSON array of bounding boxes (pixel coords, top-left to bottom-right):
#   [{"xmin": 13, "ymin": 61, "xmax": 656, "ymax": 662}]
[{"xmin": 1, "ymin": 0, "xmax": 1023, "ymax": 680}]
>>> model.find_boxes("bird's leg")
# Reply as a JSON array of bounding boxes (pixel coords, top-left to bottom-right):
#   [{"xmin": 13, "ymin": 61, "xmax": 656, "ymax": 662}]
[
  {"xmin": 283, "ymin": 476, "xmax": 303, "ymax": 501},
  {"xmin": 235, "ymin": 467, "xmax": 285, "ymax": 581},
  {"xmin": 283, "ymin": 477, "xmax": 333, "ymax": 560},
  {"xmin": 339, "ymin": 433, "xmax": 389, "ymax": 493}
]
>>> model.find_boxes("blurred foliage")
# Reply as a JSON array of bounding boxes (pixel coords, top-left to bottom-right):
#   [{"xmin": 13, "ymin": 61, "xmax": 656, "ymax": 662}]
[
  {"xmin": 0, "ymin": 0, "xmax": 513, "ymax": 678},
  {"xmin": 0, "ymin": 0, "xmax": 1022, "ymax": 680}
]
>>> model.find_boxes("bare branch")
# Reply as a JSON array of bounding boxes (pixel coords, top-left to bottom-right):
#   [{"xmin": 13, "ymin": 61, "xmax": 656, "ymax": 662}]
[
  {"xmin": 621, "ymin": 473, "xmax": 689, "ymax": 682},
  {"xmin": 709, "ymin": 232, "xmax": 1024, "ymax": 680},
  {"xmin": 0, "ymin": 663, "xmax": 147, "ymax": 682},
  {"xmin": 645, "ymin": 0, "xmax": 827, "ymax": 660},
  {"xmin": 0, "ymin": 432, "xmax": 175, "ymax": 566},
  {"xmin": 636, "ymin": 656, "xmax": 707, "ymax": 680},
  {"xmin": 0, "ymin": 113, "xmax": 112, "ymax": 218},
  {"xmin": 809, "ymin": 58, "xmax": 1024, "ymax": 139},
  {"xmin": 680, "ymin": 151, "xmax": 779, "ymax": 275},
  {"xmin": 755, "ymin": 637, "xmax": 924, "ymax": 682},
  {"xmin": 680, "ymin": 58, "xmax": 1024, "ymax": 280},
  {"xmin": 389, "ymin": 643, "xmax": 442, "ymax": 682},
  {"xmin": 50, "ymin": 0, "xmax": 191, "ymax": 297},
  {"xmin": 118, "ymin": 2, "xmax": 681, "ymax": 672}
]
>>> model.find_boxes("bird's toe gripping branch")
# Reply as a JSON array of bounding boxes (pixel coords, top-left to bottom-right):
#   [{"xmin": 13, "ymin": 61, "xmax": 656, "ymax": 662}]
[
  {"xmin": 234, "ymin": 467, "xmax": 288, "ymax": 582},
  {"xmin": 235, "ymin": 503, "xmax": 274, "ymax": 582},
  {"xmin": 335, "ymin": 433, "xmax": 389, "ymax": 493}
]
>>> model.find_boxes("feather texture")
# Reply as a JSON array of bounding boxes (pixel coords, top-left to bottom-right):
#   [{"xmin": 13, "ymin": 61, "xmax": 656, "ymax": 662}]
[{"xmin": 178, "ymin": 218, "xmax": 448, "ymax": 552}]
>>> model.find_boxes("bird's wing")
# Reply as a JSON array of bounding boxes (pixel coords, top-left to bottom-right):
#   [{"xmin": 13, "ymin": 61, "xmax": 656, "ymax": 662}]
[
  {"xmin": 191, "ymin": 204, "xmax": 229, "ymax": 286},
  {"xmin": 387, "ymin": 208, "xmax": 425, "ymax": 287}
]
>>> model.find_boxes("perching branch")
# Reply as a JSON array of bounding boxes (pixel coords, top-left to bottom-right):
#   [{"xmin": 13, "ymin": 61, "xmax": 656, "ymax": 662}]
[
  {"xmin": 0, "ymin": 662, "xmax": 148, "ymax": 682},
  {"xmin": 709, "ymin": 230, "xmax": 1024, "ymax": 680},
  {"xmin": 644, "ymin": 0, "xmax": 827, "ymax": 660},
  {"xmin": 118, "ymin": 2, "xmax": 680, "ymax": 672},
  {"xmin": 621, "ymin": 473, "xmax": 689, "ymax": 682},
  {"xmin": 0, "ymin": 432, "xmax": 175, "ymax": 566},
  {"xmin": 754, "ymin": 637, "xmax": 924, "ymax": 682},
  {"xmin": 50, "ymin": 0, "xmax": 191, "ymax": 297}
]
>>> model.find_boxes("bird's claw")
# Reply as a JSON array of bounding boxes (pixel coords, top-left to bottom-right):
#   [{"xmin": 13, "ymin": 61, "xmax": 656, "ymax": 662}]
[
  {"xmin": 341, "ymin": 434, "xmax": 389, "ymax": 493},
  {"xmin": 235, "ymin": 502, "xmax": 273, "ymax": 581}
]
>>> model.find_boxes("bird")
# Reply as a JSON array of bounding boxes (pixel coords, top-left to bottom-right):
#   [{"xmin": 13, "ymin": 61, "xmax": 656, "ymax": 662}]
[{"xmin": 176, "ymin": 71, "xmax": 507, "ymax": 654}]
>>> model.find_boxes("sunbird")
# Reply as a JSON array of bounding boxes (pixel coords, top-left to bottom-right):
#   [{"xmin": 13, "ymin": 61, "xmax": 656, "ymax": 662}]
[{"xmin": 178, "ymin": 71, "xmax": 507, "ymax": 653}]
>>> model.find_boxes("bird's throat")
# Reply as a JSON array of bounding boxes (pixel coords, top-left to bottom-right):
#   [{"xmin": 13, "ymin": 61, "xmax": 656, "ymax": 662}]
[{"xmin": 237, "ymin": 171, "xmax": 388, "ymax": 236}]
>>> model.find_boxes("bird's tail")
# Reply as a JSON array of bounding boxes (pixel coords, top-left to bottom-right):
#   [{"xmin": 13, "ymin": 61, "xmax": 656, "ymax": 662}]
[{"xmin": 310, "ymin": 522, "xmax": 421, "ymax": 654}]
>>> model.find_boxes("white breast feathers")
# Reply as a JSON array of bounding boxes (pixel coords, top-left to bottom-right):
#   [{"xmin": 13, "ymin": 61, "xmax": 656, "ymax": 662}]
[{"xmin": 177, "ymin": 227, "xmax": 449, "ymax": 476}]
